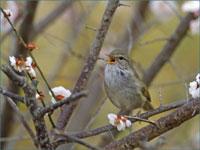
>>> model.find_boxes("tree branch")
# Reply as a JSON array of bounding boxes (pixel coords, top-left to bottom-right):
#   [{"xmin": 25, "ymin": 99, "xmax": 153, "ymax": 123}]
[
  {"xmin": 5, "ymin": 97, "xmax": 38, "ymax": 148},
  {"xmin": 104, "ymin": 98, "xmax": 200, "ymax": 149},
  {"xmin": 143, "ymin": 12, "xmax": 197, "ymax": 87},
  {"xmin": 1, "ymin": 65, "xmax": 53, "ymax": 150},
  {"xmin": 39, "ymin": 91, "xmax": 87, "ymax": 116},
  {"xmin": 0, "ymin": 87, "xmax": 24, "ymax": 103},
  {"xmin": 56, "ymin": 0, "xmax": 120, "ymax": 130},
  {"xmin": 0, "ymin": 2, "xmax": 38, "ymax": 149},
  {"xmin": 53, "ymin": 99, "xmax": 187, "ymax": 146},
  {"xmin": 53, "ymin": 133, "xmax": 101, "ymax": 150}
]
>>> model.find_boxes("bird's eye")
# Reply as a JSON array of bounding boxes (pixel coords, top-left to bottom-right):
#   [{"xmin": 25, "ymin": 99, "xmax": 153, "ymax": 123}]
[{"xmin": 119, "ymin": 56, "xmax": 124, "ymax": 60}]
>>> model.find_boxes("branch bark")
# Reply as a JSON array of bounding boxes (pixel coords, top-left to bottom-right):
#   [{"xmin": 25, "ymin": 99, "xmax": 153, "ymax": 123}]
[
  {"xmin": 1, "ymin": 65, "xmax": 53, "ymax": 150},
  {"xmin": 53, "ymin": 99, "xmax": 187, "ymax": 146},
  {"xmin": 0, "ymin": 2, "xmax": 38, "ymax": 149},
  {"xmin": 5, "ymin": 97, "xmax": 38, "ymax": 148},
  {"xmin": 0, "ymin": 87, "xmax": 24, "ymax": 103},
  {"xmin": 104, "ymin": 98, "xmax": 200, "ymax": 149},
  {"xmin": 56, "ymin": 0, "xmax": 120, "ymax": 131},
  {"xmin": 143, "ymin": 12, "xmax": 197, "ymax": 87}
]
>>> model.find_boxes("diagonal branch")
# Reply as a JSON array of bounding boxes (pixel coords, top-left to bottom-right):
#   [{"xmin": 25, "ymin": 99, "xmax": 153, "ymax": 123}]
[
  {"xmin": 1, "ymin": 65, "xmax": 53, "ymax": 150},
  {"xmin": 0, "ymin": 87, "xmax": 24, "ymax": 103},
  {"xmin": 56, "ymin": 0, "xmax": 120, "ymax": 130},
  {"xmin": 39, "ymin": 91, "xmax": 87, "ymax": 116},
  {"xmin": 5, "ymin": 97, "xmax": 38, "ymax": 148},
  {"xmin": 143, "ymin": 12, "xmax": 197, "ymax": 87},
  {"xmin": 53, "ymin": 99, "xmax": 187, "ymax": 146},
  {"xmin": 104, "ymin": 98, "xmax": 200, "ymax": 149},
  {"xmin": 54, "ymin": 133, "xmax": 101, "ymax": 150}
]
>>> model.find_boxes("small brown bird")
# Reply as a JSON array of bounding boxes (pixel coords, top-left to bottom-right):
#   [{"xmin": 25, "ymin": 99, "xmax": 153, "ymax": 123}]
[{"xmin": 104, "ymin": 49, "xmax": 153, "ymax": 113}]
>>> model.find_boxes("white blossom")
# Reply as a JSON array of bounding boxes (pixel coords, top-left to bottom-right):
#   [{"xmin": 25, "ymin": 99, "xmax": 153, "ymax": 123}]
[
  {"xmin": 25, "ymin": 57, "xmax": 33, "ymax": 67},
  {"xmin": 24, "ymin": 57, "xmax": 36, "ymax": 78},
  {"xmin": 107, "ymin": 113, "xmax": 132, "ymax": 131},
  {"xmin": 107, "ymin": 113, "xmax": 117, "ymax": 125},
  {"xmin": 182, "ymin": 1, "xmax": 200, "ymax": 14},
  {"xmin": 49, "ymin": 86, "xmax": 71, "ymax": 104},
  {"xmin": 9, "ymin": 56, "xmax": 24, "ymax": 72},
  {"xmin": 189, "ymin": 74, "xmax": 200, "ymax": 98},
  {"xmin": 196, "ymin": 73, "xmax": 200, "ymax": 83},
  {"xmin": 116, "ymin": 120, "xmax": 126, "ymax": 131},
  {"xmin": 28, "ymin": 67, "xmax": 36, "ymax": 79},
  {"xmin": 9, "ymin": 56, "xmax": 36, "ymax": 78},
  {"xmin": 125, "ymin": 119, "xmax": 132, "ymax": 127},
  {"xmin": 149, "ymin": 1, "xmax": 177, "ymax": 22},
  {"xmin": 36, "ymin": 93, "xmax": 40, "ymax": 100},
  {"xmin": 190, "ymin": 18, "xmax": 200, "ymax": 35},
  {"xmin": 2, "ymin": 9, "xmax": 12, "ymax": 17},
  {"xmin": 181, "ymin": 1, "xmax": 200, "ymax": 35}
]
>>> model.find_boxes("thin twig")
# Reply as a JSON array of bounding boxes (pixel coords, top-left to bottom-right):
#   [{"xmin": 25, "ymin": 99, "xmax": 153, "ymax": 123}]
[
  {"xmin": 85, "ymin": 25, "xmax": 97, "ymax": 31},
  {"xmin": 138, "ymin": 37, "xmax": 169, "ymax": 46},
  {"xmin": 6, "ymin": 97, "xmax": 38, "ymax": 148},
  {"xmin": 0, "ymin": 87, "xmax": 24, "ymax": 103},
  {"xmin": 39, "ymin": 91, "xmax": 87, "ymax": 116},
  {"xmin": 54, "ymin": 133, "xmax": 101, "ymax": 150},
  {"xmin": 125, "ymin": 116, "xmax": 157, "ymax": 126}
]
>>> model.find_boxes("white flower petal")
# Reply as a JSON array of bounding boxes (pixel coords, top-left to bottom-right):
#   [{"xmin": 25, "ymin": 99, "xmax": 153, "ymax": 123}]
[
  {"xmin": 107, "ymin": 113, "xmax": 117, "ymax": 126},
  {"xmin": 28, "ymin": 67, "xmax": 36, "ymax": 78},
  {"xmin": 9, "ymin": 56, "xmax": 16, "ymax": 66},
  {"xmin": 196, "ymin": 73, "xmax": 200, "ymax": 83},
  {"xmin": 36, "ymin": 93, "xmax": 40, "ymax": 99},
  {"xmin": 182, "ymin": 1, "xmax": 200, "ymax": 13},
  {"xmin": 25, "ymin": 57, "xmax": 33, "ymax": 67},
  {"xmin": 189, "ymin": 86, "xmax": 200, "ymax": 99},
  {"xmin": 3, "ymin": 9, "xmax": 12, "ymax": 17},
  {"xmin": 116, "ymin": 121, "xmax": 126, "ymax": 131},
  {"xmin": 52, "ymin": 86, "xmax": 71, "ymax": 98},
  {"xmin": 49, "ymin": 86, "xmax": 71, "ymax": 103},
  {"xmin": 190, "ymin": 18, "xmax": 200, "ymax": 35},
  {"xmin": 189, "ymin": 81, "xmax": 198, "ymax": 89},
  {"xmin": 125, "ymin": 119, "xmax": 132, "ymax": 128}
]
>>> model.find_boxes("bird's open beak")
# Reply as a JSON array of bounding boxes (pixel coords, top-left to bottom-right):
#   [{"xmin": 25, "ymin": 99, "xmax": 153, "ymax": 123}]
[
  {"xmin": 107, "ymin": 55, "xmax": 116, "ymax": 64},
  {"xmin": 98, "ymin": 54, "xmax": 116, "ymax": 64}
]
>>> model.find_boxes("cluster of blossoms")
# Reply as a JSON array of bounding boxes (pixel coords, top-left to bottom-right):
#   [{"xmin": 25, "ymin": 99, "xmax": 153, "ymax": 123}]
[
  {"xmin": 9, "ymin": 56, "xmax": 36, "ymax": 79},
  {"xmin": 9, "ymin": 57, "xmax": 71, "ymax": 104},
  {"xmin": 182, "ymin": 1, "xmax": 200, "ymax": 34},
  {"xmin": 189, "ymin": 73, "xmax": 200, "ymax": 99},
  {"xmin": 149, "ymin": 1, "xmax": 199, "ymax": 35},
  {"xmin": 107, "ymin": 113, "xmax": 132, "ymax": 131}
]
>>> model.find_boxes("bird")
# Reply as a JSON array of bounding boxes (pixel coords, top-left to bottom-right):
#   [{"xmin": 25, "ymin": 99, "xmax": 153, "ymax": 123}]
[{"xmin": 104, "ymin": 49, "xmax": 153, "ymax": 114}]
